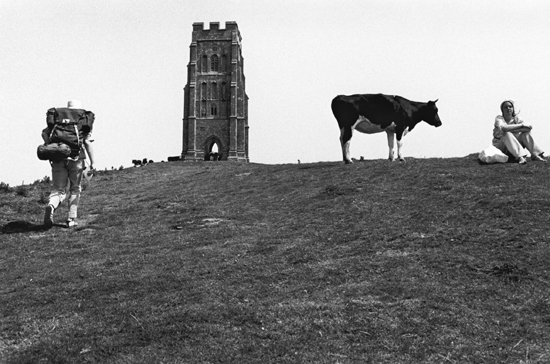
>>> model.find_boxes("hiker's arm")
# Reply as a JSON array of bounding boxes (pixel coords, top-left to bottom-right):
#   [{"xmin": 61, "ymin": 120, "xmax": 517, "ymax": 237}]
[{"xmin": 84, "ymin": 139, "xmax": 95, "ymax": 169}]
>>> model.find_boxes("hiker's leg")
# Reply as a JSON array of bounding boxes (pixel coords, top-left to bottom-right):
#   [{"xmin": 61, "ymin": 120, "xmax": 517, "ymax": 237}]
[
  {"xmin": 498, "ymin": 133, "xmax": 528, "ymax": 158},
  {"xmin": 48, "ymin": 161, "xmax": 69, "ymax": 209},
  {"xmin": 67, "ymin": 160, "xmax": 84, "ymax": 219},
  {"xmin": 517, "ymin": 132, "xmax": 544, "ymax": 157}
]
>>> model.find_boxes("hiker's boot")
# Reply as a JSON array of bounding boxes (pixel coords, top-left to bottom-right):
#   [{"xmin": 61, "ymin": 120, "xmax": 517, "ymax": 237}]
[
  {"xmin": 66, "ymin": 218, "xmax": 78, "ymax": 228},
  {"xmin": 44, "ymin": 205, "xmax": 54, "ymax": 228}
]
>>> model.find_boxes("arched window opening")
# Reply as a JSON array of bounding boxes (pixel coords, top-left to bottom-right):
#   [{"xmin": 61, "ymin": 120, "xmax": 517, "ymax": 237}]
[
  {"xmin": 211, "ymin": 104, "xmax": 218, "ymax": 116},
  {"xmin": 201, "ymin": 100, "xmax": 206, "ymax": 116},
  {"xmin": 211, "ymin": 55, "xmax": 219, "ymax": 72}
]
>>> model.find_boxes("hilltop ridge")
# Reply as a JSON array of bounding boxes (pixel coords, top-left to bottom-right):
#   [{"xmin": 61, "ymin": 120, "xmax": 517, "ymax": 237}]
[{"xmin": 2, "ymin": 157, "xmax": 550, "ymax": 363}]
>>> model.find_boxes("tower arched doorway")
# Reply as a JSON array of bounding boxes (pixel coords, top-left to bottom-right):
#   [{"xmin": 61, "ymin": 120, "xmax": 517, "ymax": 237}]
[{"xmin": 204, "ymin": 136, "xmax": 223, "ymax": 161}]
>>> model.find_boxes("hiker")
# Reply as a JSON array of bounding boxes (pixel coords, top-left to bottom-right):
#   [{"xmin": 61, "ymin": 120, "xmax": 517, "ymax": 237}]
[
  {"xmin": 42, "ymin": 100, "xmax": 95, "ymax": 228},
  {"xmin": 492, "ymin": 99, "xmax": 546, "ymax": 164}
]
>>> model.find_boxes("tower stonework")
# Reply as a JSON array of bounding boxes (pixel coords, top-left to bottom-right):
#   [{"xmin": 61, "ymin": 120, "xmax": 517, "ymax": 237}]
[{"xmin": 182, "ymin": 21, "xmax": 249, "ymax": 162}]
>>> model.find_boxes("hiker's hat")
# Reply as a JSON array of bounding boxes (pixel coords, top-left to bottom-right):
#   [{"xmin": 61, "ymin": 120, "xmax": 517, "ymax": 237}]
[{"xmin": 67, "ymin": 100, "xmax": 82, "ymax": 109}]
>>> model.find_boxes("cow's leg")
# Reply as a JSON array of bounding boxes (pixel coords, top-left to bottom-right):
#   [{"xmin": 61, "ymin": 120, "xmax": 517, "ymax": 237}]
[
  {"xmin": 340, "ymin": 126, "xmax": 353, "ymax": 164},
  {"xmin": 396, "ymin": 139, "xmax": 404, "ymax": 161},
  {"xmin": 386, "ymin": 131, "xmax": 395, "ymax": 161},
  {"xmin": 396, "ymin": 128, "xmax": 409, "ymax": 161}
]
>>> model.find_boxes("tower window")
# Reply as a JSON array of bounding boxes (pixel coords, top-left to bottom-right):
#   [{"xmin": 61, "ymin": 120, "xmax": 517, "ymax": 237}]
[
  {"xmin": 211, "ymin": 55, "xmax": 219, "ymax": 72},
  {"xmin": 211, "ymin": 104, "xmax": 218, "ymax": 116},
  {"xmin": 221, "ymin": 55, "xmax": 228, "ymax": 72},
  {"xmin": 211, "ymin": 82, "xmax": 218, "ymax": 100},
  {"xmin": 201, "ymin": 55, "xmax": 207, "ymax": 73}
]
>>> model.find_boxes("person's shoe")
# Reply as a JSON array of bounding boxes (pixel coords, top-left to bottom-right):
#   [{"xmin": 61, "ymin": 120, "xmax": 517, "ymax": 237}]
[
  {"xmin": 44, "ymin": 205, "xmax": 54, "ymax": 228},
  {"xmin": 532, "ymin": 154, "xmax": 547, "ymax": 162},
  {"xmin": 66, "ymin": 219, "xmax": 78, "ymax": 228},
  {"xmin": 518, "ymin": 157, "xmax": 527, "ymax": 165}
]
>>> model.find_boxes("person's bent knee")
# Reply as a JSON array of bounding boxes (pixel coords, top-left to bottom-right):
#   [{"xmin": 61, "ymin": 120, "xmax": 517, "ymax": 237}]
[{"xmin": 502, "ymin": 133, "xmax": 519, "ymax": 141}]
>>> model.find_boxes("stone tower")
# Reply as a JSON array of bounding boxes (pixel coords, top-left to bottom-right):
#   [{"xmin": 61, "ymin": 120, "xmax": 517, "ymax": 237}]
[{"xmin": 182, "ymin": 21, "xmax": 249, "ymax": 161}]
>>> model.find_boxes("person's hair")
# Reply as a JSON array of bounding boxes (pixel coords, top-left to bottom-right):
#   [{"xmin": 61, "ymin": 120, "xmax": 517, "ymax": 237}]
[{"xmin": 500, "ymin": 100, "xmax": 517, "ymax": 118}]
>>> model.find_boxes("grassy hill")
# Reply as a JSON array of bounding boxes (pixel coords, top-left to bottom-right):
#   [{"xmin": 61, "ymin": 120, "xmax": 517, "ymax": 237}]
[{"xmin": 2, "ymin": 157, "xmax": 550, "ymax": 363}]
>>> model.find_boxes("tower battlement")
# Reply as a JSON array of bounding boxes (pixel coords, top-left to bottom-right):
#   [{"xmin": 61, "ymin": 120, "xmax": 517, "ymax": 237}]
[{"xmin": 192, "ymin": 21, "xmax": 239, "ymax": 32}]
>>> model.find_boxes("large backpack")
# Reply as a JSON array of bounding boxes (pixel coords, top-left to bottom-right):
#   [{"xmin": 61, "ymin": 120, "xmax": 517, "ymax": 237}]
[{"xmin": 46, "ymin": 107, "xmax": 94, "ymax": 160}]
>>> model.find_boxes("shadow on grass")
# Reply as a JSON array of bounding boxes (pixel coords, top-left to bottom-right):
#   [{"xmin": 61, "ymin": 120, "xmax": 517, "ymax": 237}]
[{"xmin": 1, "ymin": 220, "xmax": 48, "ymax": 234}]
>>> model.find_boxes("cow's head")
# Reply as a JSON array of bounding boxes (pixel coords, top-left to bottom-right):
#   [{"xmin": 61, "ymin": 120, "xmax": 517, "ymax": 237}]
[{"xmin": 423, "ymin": 99, "xmax": 442, "ymax": 127}]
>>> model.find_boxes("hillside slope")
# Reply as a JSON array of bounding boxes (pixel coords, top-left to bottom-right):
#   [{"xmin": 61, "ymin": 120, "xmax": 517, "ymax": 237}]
[{"xmin": 2, "ymin": 158, "xmax": 550, "ymax": 363}]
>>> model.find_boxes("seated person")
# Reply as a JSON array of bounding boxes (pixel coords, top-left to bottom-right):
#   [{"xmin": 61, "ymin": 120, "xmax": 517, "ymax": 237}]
[{"xmin": 492, "ymin": 99, "xmax": 545, "ymax": 164}]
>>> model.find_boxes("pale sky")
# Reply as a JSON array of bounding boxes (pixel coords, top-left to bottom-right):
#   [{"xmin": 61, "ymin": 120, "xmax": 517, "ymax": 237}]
[{"xmin": 1, "ymin": 0, "xmax": 549, "ymax": 186}]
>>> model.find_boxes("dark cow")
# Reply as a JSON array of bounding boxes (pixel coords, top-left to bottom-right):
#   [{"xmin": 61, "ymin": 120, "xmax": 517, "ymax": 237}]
[
  {"xmin": 331, "ymin": 93, "xmax": 442, "ymax": 163},
  {"xmin": 132, "ymin": 158, "xmax": 150, "ymax": 167}
]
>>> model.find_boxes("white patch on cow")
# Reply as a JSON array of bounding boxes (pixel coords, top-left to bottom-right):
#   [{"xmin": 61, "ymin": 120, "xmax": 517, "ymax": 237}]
[
  {"xmin": 342, "ymin": 116, "xmax": 410, "ymax": 163},
  {"xmin": 397, "ymin": 138, "xmax": 404, "ymax": 160},
  {"xmin": 353, "ymin": 115, "xmax": 396, "ymax": 134},
  {"xmin": 340, "ymin": 127, "xmax": 352, "ymax": 162},
  {"xmin": 389, "ymin": 126, "xmax": 409, "ymax": 161},
  {"xmin": 386, "ymin": 131, "xmax": 396, "ymax": 160}
]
